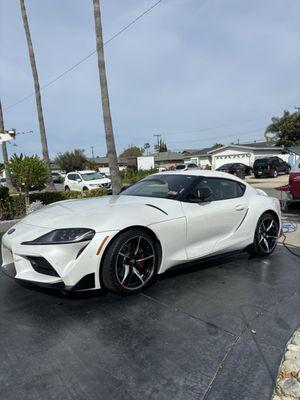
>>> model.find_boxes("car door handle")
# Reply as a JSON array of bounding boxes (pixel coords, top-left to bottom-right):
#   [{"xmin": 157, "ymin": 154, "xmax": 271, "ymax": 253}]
[{"xmin": 235, "ymin": 205, "xmax": 245, "ymax": 211}]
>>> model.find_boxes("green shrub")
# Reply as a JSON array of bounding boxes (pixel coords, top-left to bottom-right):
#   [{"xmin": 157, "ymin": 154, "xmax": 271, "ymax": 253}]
[
  {"xmin": 121, "ymin": 168, "xmax": 158, "ymax": 185},
  {"xmin": 62, "ymin": 190, "xmax": 82, "ymax": 200},
  {"xmin": 0, "ymin": 186, "xmax": 9, "ymax": 202},
  {"xmin": 29, "ymin": 191, "xmax": 65, "ymax": 205},
  {"xmin": 83, "ymin": 188, "xmax": 107, "ymax": 198},
  {"xmin": 0, "ymin": 187, "xmax": 108, "ymax": 221},
  {"xmin": 7, "ymin": 194, "xmax": 26, "ymax": 219}
]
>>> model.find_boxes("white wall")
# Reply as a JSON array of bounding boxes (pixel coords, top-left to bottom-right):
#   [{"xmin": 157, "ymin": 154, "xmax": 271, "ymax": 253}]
[
  {"xmin": 184, "ymin": 156, "xmax": 211, "ymax": 168},
  {"xmin": 137, "ymin": 156, "xmax": 155, "ymax": 170}
]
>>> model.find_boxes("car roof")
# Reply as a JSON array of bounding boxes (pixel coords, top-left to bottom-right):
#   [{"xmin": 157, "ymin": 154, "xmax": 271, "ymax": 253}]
[{"xmin": 153, "ymin": 169, "xmax": 245, "ymax": 182}]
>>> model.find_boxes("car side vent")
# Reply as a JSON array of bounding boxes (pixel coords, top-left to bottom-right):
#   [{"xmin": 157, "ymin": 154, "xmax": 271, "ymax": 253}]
[
  {"xmin": 145, "ymin": 204, "xmax": 168, "ymax": 215},
  {"xmin": 27, "ymin": 256, "xmax": 59, "ymax": 277}
]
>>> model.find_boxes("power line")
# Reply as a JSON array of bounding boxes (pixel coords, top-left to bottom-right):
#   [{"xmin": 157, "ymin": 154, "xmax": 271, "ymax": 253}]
[
  {"xmin": 165, "ymin": 127, "xmax": 265, "ymax": 144},
  {"xmin": 4, "ymin": 0, "xmax": 164, "ymax": 111}
]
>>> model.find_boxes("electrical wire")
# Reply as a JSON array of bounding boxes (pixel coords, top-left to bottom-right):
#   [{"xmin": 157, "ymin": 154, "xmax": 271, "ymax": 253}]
[
  {"xmin": 4, "ymin": 0, "xmax": 164, "ymax": 111},
  {"xmin": 281, "ymin": 220, "xmax": 300, "ymax": 258}
]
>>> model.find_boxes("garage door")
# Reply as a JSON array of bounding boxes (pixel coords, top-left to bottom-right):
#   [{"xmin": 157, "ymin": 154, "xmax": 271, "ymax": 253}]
[{"xmin": 214, "ymin": 154, "xmax": 251, "ymax": 170}]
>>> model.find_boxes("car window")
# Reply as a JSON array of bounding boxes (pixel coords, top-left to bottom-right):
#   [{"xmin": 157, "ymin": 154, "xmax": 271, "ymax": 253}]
[
  {"xmin": 74, "ymin": 174, "xmax": 81, "ymax": 180},
  {"xmin": 121, "ymin": 174, "xmax": 197, "ymax": 200},
  {"xmin": 81, "ymin": 172, "xmax": 105, "ymax": 181},
  {"xmin": 189, "ymin": 178, "xmax": 245, "ymax": 201},
  {"xmin": 67, "ymin": 174, "xmax": 75, "ymax": 180}
]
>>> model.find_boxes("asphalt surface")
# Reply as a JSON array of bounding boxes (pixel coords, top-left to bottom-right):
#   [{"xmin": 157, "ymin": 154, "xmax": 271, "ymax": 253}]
[{"xmin": 0, "ymin": 242, "xmax": 299, "ymax": 400}]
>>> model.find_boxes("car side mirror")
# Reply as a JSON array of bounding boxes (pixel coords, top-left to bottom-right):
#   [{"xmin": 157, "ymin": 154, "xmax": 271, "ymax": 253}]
[
  {"xmin": 76, "ymin": 178, "xmax": 82, "ymax": 183},
  {"xmin": 196, "ymin": 187, "xmax": 212, "ymax": 202}
]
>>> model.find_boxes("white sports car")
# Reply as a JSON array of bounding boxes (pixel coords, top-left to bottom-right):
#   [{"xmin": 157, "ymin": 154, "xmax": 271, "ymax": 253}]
[{"xmin": 1, "ymin": 170, "xmax": 281, "ymax": 295}]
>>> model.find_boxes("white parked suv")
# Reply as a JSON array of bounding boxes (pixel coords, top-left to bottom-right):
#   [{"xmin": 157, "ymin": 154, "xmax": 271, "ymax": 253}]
[{"xmin": 64, "ymin": 170, "xmax": 111, "ymax": 192}]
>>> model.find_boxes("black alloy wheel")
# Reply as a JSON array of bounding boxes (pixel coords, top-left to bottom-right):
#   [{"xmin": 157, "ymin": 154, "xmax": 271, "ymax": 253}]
[
  {"xmin": 248, "ymin": 212, "xmax": 278, "ymax": 256},
  {"xmin": 101, "ymin": 229, "xmax": 159, "ymax": 294}
]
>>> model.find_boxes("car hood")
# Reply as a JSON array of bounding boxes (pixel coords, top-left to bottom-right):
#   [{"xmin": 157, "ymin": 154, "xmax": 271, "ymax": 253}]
[
  {"xmin": 19, "ymin": 195, "xmax": 184, "ymax": 232},
  {"xmin": 84, "ymin": 178, "xmax": 111, "ymax": 184}
]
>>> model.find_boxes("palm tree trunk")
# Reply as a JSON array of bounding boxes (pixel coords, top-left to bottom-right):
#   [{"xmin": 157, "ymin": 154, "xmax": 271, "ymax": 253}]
[
  {"xmin": 0, "ymin": 100, "xmax": 16, "ymax": 192},
  {"xmin": 19, "ymin": 0, "xmax": 54, "ymax": 190},
  {"xmin": 92, "ymin": 0, "xmax": 122, "ymax": 195}
]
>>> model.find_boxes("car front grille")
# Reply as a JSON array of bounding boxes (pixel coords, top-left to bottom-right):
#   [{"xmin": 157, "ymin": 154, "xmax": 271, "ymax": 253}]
[
  {"xmin": 102, "ymin": 182, "xmax": 111, "ymax": 188},
  {"xmin": 27, "ymin": 256, "xmax": 59, "ymax": 277}
]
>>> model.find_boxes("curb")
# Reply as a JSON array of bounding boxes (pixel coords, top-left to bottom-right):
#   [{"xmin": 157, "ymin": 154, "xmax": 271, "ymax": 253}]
[{"xmin": 273, "ymin": 328, "xmax": 300, "ymax": 399}]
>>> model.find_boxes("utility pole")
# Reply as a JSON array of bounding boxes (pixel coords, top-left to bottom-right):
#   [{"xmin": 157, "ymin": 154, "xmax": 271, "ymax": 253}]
[
  {"xmin": 0, "ymin": 100, "xmax": 15, "ymax": 192},
  {"xmin": 90, "ymin": 146, "xmax": 95, "ymax": 158},
  {"xmin": 92, "ymin": 0, "xmax": 121, "ymax": 195}
]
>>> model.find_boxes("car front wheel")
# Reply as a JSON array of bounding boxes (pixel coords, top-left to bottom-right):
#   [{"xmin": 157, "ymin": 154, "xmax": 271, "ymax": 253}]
[
  {"xmin": 248, "ymin": 212, "xmax": 279, "ymax": 257},
  {"xmin": 101, "ymin": 229, "xmax": 159, "ymax": 294}
]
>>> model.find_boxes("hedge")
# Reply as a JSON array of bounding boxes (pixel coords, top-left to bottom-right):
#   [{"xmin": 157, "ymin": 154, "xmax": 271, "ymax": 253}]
[{"xmin": 0, "ymin": 187, "xmax": 108, "ymax": 221}]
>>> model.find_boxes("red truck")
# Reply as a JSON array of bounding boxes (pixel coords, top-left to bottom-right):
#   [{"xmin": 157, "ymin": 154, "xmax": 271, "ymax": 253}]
[{"xmin": 289, "ymin": 157, "xmax": 300, "ymax": 200}]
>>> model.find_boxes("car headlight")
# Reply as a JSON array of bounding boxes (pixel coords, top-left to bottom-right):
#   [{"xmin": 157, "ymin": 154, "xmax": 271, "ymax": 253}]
[{"xmin": 22, "ymin": 228, "xmax": 95, "ymax": 245}]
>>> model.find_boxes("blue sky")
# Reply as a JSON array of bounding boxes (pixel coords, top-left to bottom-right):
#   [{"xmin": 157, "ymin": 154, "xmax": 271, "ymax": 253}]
[{"xmin": 0, "ymin": 0, "xmax": 299, "ymax": 159}]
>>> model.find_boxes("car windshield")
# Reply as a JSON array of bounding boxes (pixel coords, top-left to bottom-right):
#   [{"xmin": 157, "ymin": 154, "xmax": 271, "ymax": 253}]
[
  {"xmin": 81, "ymin": 172, "xmax": 105, "ymax": 181},
  {"xmin": 121, "ymin": 174, "xmax": 197, "ymax": 200}
]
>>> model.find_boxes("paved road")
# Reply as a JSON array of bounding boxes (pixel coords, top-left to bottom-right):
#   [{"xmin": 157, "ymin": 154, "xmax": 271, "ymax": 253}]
[{"xmin": 0, "ymin": 244, "xmax": 299, "ymax": 400}]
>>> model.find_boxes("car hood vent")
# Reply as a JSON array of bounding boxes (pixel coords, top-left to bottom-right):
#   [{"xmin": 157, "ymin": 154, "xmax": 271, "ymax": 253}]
[{"xmin": 145, "ymin": 204, "xmax": 168, "ymax": 215}]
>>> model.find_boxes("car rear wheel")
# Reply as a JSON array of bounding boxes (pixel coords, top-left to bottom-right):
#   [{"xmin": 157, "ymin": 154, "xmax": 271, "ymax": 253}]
[
  {"xmin": 65, "ymin": 186, "xmax": 70, "ymax": 192},
  {"xmin": 272, "ymin": 169, "xmax": 278, "ymax": 178},
  {"xmin": 101, "ymin": 229, "xmax": 159, "ymax": 294},
  {"xmin": 248, "ymin": 212, "xmax": 278, "ymax": 257}
]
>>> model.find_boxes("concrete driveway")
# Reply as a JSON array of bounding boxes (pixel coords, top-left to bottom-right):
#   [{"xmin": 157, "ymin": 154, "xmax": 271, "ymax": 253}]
[{"xmin": 0, "ymin": 242, "xmax": 299, "ymax": 400}]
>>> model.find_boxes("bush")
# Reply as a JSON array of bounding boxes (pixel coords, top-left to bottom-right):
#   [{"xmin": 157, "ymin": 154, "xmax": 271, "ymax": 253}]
[
  {"xmin": 29, "ymin": 191, "xmax": 65, "ymax": 205},
  {"xmin": 1, "ymin": 188, "xmax": 108, "ymax": 220},
  {"xmin": 121, "ymin": 168, "xmax": 158, "ymax": 185}
]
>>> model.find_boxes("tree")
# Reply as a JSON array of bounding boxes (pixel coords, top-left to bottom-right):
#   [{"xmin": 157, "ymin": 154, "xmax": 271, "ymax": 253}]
[
  {"xmin": 19, "ymin": 0, "xmax": 54, "ymax": 190},
  {"xmin": 119, "ymin": 146, "xmax": 145, "ymax": 159},
  {"xmin": 154, "ymin": 138, "xmax": 167, "ymax": 153},
  {"xmin": 211, "ymin": 143, "xmax": 223, "ymax": 150},
  {"xmin": 8, "ymin": 154, "xmax": 49, "ymax": 206},
  {"xmin": 144, "ymin": 142, "xmax": 150, "ymax": 155},
  {"xmin": 54, "ymin": 149, "xmax": 87, "ymax": 173},
  {"xmin": 0, "ymin": 100, "xmax": 15, "ymax": 192},
  {"xmin": 265, "ymin": 110, "xmax": 300, "ymax": 147},
  {"xmin": 93, "ymin": 0, "xmax": 121, "ymax": 194}
]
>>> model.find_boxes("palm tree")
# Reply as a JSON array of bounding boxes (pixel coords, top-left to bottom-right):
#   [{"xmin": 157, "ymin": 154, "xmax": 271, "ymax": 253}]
[
  {"xmin": 19, "ymin": 0, "xmax": 54, "ymax": 189},
  {"xmin": 0, "ymin": 100, "xmax": 15, "ymax": 192},
  {"xmin": 92, "ymin": 0, "xmax": 121, "ymax": 194}
]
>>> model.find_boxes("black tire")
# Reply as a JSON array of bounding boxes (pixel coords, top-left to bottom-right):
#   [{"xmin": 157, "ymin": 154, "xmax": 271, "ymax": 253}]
[
  {"xmin": 65, "ymin": 186, "xmax": 70, "ymax": 192},
  {"xmin": 101, "ymin": 229, "xmax": 159, "ymax": 295},
  {"xmin": 272, "ymin": 169, "xmax": 278, "ymax": 178},
  {"xmin": 254, "ymin": 174, "xmax": 260, "ymax": 179},
  {"xmin": 247, "ymin": 212, "xmax": 279, "ymax": 257},
  {"xmin": 82, "ymin": 187, "xmax": 89, "ymax": 192}
]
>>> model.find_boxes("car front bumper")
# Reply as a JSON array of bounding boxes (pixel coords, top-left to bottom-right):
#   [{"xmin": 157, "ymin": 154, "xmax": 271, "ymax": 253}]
[{"xmin": 1, "ymin": 222, "xmax": 118, "ymax": 291}]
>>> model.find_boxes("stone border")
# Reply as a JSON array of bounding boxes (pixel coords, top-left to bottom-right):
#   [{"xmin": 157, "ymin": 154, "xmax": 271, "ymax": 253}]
[
  {"xmin": 0, "ymin": 219, "xmax": 20, "ymax": 233},
  {"xmin": 273, "ymin": 328, "xmax": 300, "ymax": 399}
]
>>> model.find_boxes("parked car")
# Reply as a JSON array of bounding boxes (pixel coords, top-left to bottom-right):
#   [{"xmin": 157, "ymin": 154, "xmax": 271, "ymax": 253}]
[
  {"xmin": 64, "ymin": 170, "xmax": 111, "ymax": 192},
  {"xmin": 51, "ymin": 172, "xmax": 64, "ymax": 184},
  {"xmin": 253, "ymin": 157, "xmax": 290, "ymax": 178},
  {"xmin": 289, "ymin": 157, "xmax": 300, "ymax": 200},
  {"xmin": 216, "ymin": 163, "xmax": 252, "ymax": 176},
  {"xmin": 175, "ymin": 164, "xmax": 186, "ymax": 170},
  {"xmin": 2, "ymin": 170, "xmax": 281, "ymax": 295}
]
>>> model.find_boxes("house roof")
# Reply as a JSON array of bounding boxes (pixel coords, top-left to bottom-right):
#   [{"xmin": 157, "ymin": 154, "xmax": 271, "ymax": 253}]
[
  {"xmin": 153, "ymin": 151, "xmax": 184, "ymax": 162},
  {"xmin": 207, "ymin": 142, "xmax": 283, "ymax": 154},
  {"xmin": 182, "ymin": 147, "xmax": 212, "ymax": 156}
]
